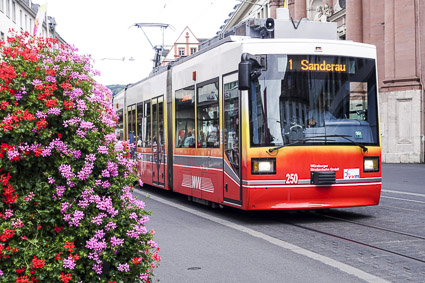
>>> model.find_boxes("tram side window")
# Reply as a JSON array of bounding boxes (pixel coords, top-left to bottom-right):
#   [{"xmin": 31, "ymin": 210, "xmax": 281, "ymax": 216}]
[
  {"xmin": 136, "ymin": 103, "xmax": 143, "ymax": 148},
  {"xmin": 116, "ymin": 109, "xmax": 124, "ymax": 141},
  {"xmin": 197, "ymin": 80, "xmax": 219, "ymax": 148},
  {"xmin": 143, "ymin": 101, "xmax": 151, "ymax": 148},
  {"xmin": 175, "ymin": 86, "xmax": 195, "ymax": 148}
]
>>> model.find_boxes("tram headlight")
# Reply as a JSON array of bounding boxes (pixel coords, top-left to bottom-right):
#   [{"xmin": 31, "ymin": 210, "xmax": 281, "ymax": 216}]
[
  {"xmin": 363, "ymin": 157, "xmax": 379, "ymax": 172},
  {"xmin": 252, "ymin": 158, "xmax": 276, "ymax": 174}
]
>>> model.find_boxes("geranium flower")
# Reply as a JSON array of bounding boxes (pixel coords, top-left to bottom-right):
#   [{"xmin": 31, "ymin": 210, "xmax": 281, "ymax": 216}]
[
  {"xmin": 60, "ymin": 273, "xmax": 72, "ymax": 283},
  {"xmin": 1, "ymin": 32, "xmax": 157, "ymax": 282},
  {"xmin": 32, "ymin": 256, "xmax": 46, "ymax": 269},
  {"xmin": 63, "ymin": 256, "xmax": 76, "ymax": 269}
]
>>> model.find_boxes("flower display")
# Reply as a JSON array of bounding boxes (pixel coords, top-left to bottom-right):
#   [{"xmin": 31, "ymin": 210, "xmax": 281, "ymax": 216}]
[{"xmin": 0, "ymin": 32, "xmax": 158, "ymax": 282}]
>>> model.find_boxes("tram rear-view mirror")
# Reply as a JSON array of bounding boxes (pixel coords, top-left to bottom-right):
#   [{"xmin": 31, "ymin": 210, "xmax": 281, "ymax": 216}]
[{"xmin": 238, "ymin": 60, "xmax": 251, "ymax": 91}]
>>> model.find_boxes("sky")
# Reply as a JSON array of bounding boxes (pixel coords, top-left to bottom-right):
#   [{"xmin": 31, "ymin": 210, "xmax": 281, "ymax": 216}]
[{"xmin": 34, "ymin": 0, "xmax": 240, "ymax": 86}]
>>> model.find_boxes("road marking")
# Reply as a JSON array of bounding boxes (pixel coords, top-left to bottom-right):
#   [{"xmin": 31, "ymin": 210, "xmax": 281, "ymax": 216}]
[
  {"xmin": 381, "ymin": 196, "xmax": 425, "ymax": 204},
  {"xmin": 382, "ymin": 189, "xmax": 425, "ymax": 198},
  {"xmin": 135, "ymin": 188, "xmax": 390, "ymax": 283}
]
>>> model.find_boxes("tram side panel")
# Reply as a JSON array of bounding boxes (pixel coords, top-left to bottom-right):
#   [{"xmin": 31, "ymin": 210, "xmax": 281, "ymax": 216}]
[
  {"xmin": 170, "ymin": 44, "xmax": 242, "ymax": 205},
  {"xmin": 129, "ymin": 71, "xmax": 169, "ymax": 190}
]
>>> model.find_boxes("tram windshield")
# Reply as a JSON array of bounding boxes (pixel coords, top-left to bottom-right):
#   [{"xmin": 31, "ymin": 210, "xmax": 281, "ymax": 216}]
[{"xmin": 249, "ymin": 55, "xmax": 379, "ymax": 147}]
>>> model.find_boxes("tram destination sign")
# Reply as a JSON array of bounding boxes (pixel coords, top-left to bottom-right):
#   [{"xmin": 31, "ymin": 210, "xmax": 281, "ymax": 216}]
[{"xmin": 286, "ymin": 55, "xmax": 355, "ymax": 74}]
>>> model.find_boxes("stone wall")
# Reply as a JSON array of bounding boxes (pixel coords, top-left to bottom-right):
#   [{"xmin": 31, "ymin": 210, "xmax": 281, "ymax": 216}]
[{"xmin": 380, "ymin": 89, "xmax": 424, "ymax": 163}]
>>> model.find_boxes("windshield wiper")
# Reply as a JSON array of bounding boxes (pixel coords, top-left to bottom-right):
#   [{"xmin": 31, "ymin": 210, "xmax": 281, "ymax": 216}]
[
  {"xmin": 324, "ymin": 134, "xmax": 368, "ymax": 152},
  {"xmin": 268, "ymin": 137, "xmax": 331, "ymax": 153},
  {"xmin": 268, "ymin": 134, "xmax": 368, "ymax": 153}
]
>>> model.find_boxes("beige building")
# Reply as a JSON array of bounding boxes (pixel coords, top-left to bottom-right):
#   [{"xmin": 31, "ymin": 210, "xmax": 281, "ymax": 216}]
[
  {"xmin": 0, "ymin": 0, "xmax": 65, "ymax": 43},
  {"xmin": 161, "ymin": 26, "xmax": 200, "ymax": 66},
  {"xmin": 221, "ymin": 0, "xmax": 425, "ymax": 163}
]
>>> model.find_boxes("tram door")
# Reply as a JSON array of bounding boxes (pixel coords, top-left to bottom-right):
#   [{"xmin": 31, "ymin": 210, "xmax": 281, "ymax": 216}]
[
  {"xmin": 223, "ymin": 74, "xmax": 242, "ymax": 204},
  {"xmin": 127, "ymin": 104, "xmax": 137, "ymax": 157},
  {"xmin": 151, "ymin": 96, "xmax": 165, "ymax": 186}
]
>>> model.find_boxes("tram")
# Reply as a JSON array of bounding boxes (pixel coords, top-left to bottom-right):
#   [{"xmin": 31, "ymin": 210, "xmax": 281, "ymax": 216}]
[{"xmin": 114, "ymin": 9, "xmax": 382, "ymax": 210}]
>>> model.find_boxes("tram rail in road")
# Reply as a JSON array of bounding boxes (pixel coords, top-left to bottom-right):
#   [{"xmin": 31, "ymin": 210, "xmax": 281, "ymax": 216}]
[
  {"xmin": 134, "ymin": 163, "xmax": 425, "ymax": 282},
  {"xmin": 135, "ymin": 187, "xmax": 391, "ymax": 283}
]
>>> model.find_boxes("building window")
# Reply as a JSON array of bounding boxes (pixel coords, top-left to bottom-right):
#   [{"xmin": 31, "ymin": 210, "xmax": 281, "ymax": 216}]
[
  {"xmin": 175, "ymin": 86, "xmax": 195, "ymax": 148},
  {"xmin": 197, "ymin": 79, "xmax": 219, "ymax": 148},
  {"xmin": 178, "ymin": 47, "xmax": 185, "ymax": 56},
  {"xmin": 12, "ymin": 0, "xmax": 15, "ymax": 22},
  {"xmin": 6, "ymin": 0, "xmax": 10, "ymax": 17},
  {"xmin": 0, "ymin": 0, "xmax": 4, "ymax": 13},
  {"xmin": 25, "ymin": 14, "xmax": 27, "ymax": 31},
  {"xmin": 190, "ymin": 47, "xmax": 197, "ymax": 55},
  {"xmin": 19, "ymin": 9, "xmax": 22, "ymax": 29}
]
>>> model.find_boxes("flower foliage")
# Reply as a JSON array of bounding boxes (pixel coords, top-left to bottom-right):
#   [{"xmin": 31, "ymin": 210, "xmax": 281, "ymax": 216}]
[{"xmin": 0, "ymin": 32, "xmax": 159, "ymax": 282}]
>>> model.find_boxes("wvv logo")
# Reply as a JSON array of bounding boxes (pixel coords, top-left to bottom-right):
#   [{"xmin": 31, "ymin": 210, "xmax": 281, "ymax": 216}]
[{"xmin": 191, "ymin": 176, "xmax": 202, "ymax": 190}]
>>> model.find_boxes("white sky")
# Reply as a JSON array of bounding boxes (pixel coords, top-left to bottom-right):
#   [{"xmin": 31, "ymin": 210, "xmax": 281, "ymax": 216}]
[{"xmin": 34, "ymin": 0, "xmax": 239, "ymax": 86}]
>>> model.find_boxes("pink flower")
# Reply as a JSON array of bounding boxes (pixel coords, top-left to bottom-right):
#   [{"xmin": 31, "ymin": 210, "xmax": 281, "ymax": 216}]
[
  {"xmin": 63, "ymin": 257, "xmax": 76, "ymax": 269},
  {"xmin": 117, "ymin": 263, "xmax": 129, "ymax": 272},
  {"xmin": 97, "ymin": 146, "xmax": 108, "ymax": 154},
  {"xmin": 140, "ymin": 273, "xmax": 149, "ymax": 281},
  {"xmin": 110, "ymin": 236, "xmax": 124, "ymax": 247}
]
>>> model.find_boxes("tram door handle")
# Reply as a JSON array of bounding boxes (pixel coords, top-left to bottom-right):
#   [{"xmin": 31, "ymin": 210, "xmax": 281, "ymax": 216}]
[{"xmin": 225, "ymin": 183, "xmax": 228, "ymax": 192}]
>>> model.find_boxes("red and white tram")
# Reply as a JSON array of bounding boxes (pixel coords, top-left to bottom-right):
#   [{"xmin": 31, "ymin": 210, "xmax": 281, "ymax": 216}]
[{"xmin": 114, "ymin": 11, "xmax": 382, "ymax": 210}]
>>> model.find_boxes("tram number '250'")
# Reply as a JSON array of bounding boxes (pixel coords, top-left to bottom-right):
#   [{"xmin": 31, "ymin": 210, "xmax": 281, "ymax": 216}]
[{"xmin": 286, "ymin": 173, "xmax": 299, "ymax": 184}]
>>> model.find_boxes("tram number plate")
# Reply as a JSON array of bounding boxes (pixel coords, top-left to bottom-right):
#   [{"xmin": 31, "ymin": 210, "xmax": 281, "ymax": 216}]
[{"xmin": 285, "ymin": 173, "xmax": 299, "ymax": 184}]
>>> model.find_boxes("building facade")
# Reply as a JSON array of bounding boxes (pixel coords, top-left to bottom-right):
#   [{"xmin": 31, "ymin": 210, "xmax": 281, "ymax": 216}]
[
  {"xmin": 161, "ymin": 27, "xmax": 200, "ymax": 66},
  {"xmin": 0, "ymin": 0, "xmax": 64, "ymax": 43},
  {"xmin": 221, "ymin": 0, "xmax": 425, "ymax": 163}
]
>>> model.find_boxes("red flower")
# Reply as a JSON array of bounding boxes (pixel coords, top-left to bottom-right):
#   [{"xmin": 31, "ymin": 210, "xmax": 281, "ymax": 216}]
[
  {"xmin": 0, "ymin": 62, "xmax": 17, "ymax": 84},
  {"xmin": 32, "ymin": 256, "xmax": 46, "ymax": 269},
  {"xmin": 0, "ymin": 101, "xmax": 9, "ymax": 110},
  {"xmin": 0, "ymin": 228, "xmax": 15, "ymax": 242},
  {"xmin": 16, "ymin": 267, "xmax": 26, "ymax": 274},
  {"xmin": 44, "ymin": 98, "xmax": 58, "ymax": 108},
  {"xmin": 63, "ymin": 100, "xmax": 74, "ymax": 110},
  {"xmin": 46, "ymin": 69, "xmax": 56, "ymax": 76},
  {"xmin": 132, "ymin": 257, "xmax": 142, "ymax": 265},
  {"xmin": 64, "ymin": 242, "xmax": 74, "ymax": 252},
  {"xmin": 54, "ymin": 226, "xmax": 63, "ymax": 233},
  {"xmin": 35, "ymin": 119, "xmax": 48, "ymax": 130},
  {"xmin": 55, "ymin": 252, "xmax": 62, "ymax": 260},
  {"xmin": 33, "ymin": 148, "xmax": 43, "ymax": 157},
  {"xmin": 60, "ymin": 272, "xmax": 72, "ymax": 283},
  {"xmin": 71, "ymin": 253, "xmax": 79, "ymax": 261},
  {"xmin": 61, "ymin": 82, "xmax": 72, "ymax": 90},
  {"xmin": 1, "ymin": 173, "xmax": 18, "ymax": 207},
  {"xmin": 16, "ymin": 275, "xmax": 33, "ymax": 283}
]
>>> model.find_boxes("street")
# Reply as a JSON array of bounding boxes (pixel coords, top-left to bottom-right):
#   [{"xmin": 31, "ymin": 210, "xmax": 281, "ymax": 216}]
[{"xmin": 135, "ymin": 163, "xmax": 425, "ymax": 283}]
